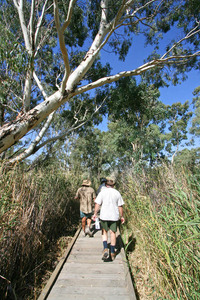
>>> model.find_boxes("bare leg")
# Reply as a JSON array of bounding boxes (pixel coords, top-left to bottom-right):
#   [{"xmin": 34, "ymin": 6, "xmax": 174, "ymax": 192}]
[
  {"xmin": 87, "ymin": 218, "xmax": 91, "ymax": 228},
  {"xmin": 110, "ymin": 230, "xmax": 116, "ymax": 246},
  {"xmin": 82, "ymin": 217, "xmax": 87, "ymax": 232},
  {"xmin": 102, "ymin": 228, "xmax": 108, "ymax": 242}
]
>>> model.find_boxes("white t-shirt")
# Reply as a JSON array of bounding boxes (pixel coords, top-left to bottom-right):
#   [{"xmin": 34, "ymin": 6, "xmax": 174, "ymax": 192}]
[
  {"xmin": 96, "ymin": 183, "xmax": 106, "ymax": 195},
  {"xmin": 95, "ymin": 187, "xmax": 124, "ymax": 221}
]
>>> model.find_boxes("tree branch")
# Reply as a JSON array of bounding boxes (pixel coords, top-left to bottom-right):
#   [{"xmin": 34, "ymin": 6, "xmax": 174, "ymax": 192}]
[
  {"xmin": 161, "ymin": 23, "xmax": 200, "ymax": 59},
  {"xmin": 34, "ymin": 96, "xmax": 107, "ymax": 152},
  {"xmin": 13, "ymin": 0, "xmax": 31, "ymax": 52},
  {"xmin": 34, "ymin": 0, "xmax": 49, "ymax": 47},
  {"xmin": 7, "ymin": 96, "xmax": 106, "ymax": 164},
  {"xmin": 53, "ymin": 0, "xmax": 71, "ymax": 92},
  {"xmin": 73, "ymin": 52, "xmax": 200, "ymax": 96},
  {"xmin": 7, "ymin": 111, "xmax": 55, "ymax": 164},
  {"xmin": 62, "ymin": 0, "xmax": 76, "ymax": 32},
  {"xmin": 33, "ymin": 71, "xmax": 48, "ymax": 99}
]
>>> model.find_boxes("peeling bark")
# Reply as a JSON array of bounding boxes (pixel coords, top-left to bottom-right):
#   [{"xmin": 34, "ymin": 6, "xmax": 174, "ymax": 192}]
[{"xmin": 1, "ymin": 0, "xmax": 200, "ymax": 156}]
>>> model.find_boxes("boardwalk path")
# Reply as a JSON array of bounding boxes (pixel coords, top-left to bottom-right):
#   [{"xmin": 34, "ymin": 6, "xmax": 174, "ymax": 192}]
[{"xmin": 38, "ymin": 226, "xmax": 136, "ymax": 300}]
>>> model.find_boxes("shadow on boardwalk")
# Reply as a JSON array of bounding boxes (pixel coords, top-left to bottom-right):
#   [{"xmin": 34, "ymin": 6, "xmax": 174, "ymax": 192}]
[{"xmin": 38, "ymin": 225, "xmax": 139, "ymax": 300}]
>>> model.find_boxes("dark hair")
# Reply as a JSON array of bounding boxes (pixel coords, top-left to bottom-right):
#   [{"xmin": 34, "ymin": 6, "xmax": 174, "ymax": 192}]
[{"xmin": 100, "ymin": 177, "xmax": 107, "ymax": 184}]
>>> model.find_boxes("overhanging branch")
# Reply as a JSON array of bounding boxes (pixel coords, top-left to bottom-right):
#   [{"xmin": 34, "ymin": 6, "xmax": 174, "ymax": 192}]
[{"xmin": 73, "ymin": 52, "xmax": 200, "ymax": 96}]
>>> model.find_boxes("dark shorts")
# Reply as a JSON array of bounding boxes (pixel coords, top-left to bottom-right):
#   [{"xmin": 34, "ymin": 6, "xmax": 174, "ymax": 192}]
[
  {"xmin": 80, "ymin": 211, "xmax": 92, "ymax": 219},
  {"xmin": 100, "ymin": 220, "xmax": 118, "ymax": 233}
]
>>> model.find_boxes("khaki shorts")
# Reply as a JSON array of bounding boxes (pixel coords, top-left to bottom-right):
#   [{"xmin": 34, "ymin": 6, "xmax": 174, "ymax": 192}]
[{"xmin": 100, "ymin": 220, "xmax": 117, "ymax": 233}]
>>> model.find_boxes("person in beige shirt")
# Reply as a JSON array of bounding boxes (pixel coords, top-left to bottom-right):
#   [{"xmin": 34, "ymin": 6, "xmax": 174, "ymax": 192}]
[{"xmin": 75, "ymin": 179, "xmax": 96, "ymax": 237}]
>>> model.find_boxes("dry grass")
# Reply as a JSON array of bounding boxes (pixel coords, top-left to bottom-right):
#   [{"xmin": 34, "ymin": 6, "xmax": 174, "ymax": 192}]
[
  {"xmin": 120, "ymin": 164, "xmax": 200, "ymax": 299},
  {"xmin": 0, "ymin": 161, "xmax": 81, "ymax": 300}
]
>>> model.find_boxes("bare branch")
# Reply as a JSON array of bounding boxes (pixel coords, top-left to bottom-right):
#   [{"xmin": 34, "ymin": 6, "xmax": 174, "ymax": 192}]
[
  {"xmin": 161, "ymin": 24, "xmax": 200, "ymax": 59},
  {"xmin": 8, "ymin": 111, "xmax": 55, "ymax": 164},
  {"xmin": 7, "ymin": 96, "xmax": 106, "ymax": 164},
  {"xmin": 62, "ymin": 0, "xmax": 77, "ymax": 32},
  {"xmin": 74, "ymin": 52, "xmax": 200, "ymax": 96},
  {"xmin": 35, "ymin": 0, "xmax": 49, "ymax": 47},
  {"xmin": 14, "ymin": 0, "xmax": 31, "ymax": 52},
  {"xmin": 33, "ymin": 96, "xmax": 107, "ymax": 152},
  {"xmin": 29, "ymin": 0, "xmax": 35, "ymax": 46},
  {"xmin": 35, "ymin": 19, "xmax": 54, "ymax": 55},
  {"xmin": 53, "ymin": 0, "xmax": 71, "ymax": 92},
  {"xmin": 33, "ymin": 71, "xmax": 48, "ymax": 99}
]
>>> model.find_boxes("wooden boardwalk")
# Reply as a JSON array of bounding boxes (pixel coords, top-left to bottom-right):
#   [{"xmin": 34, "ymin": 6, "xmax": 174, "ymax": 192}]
[{"xmin": 38, "ymin": 225, "xmax": 137, "ymax": 300}]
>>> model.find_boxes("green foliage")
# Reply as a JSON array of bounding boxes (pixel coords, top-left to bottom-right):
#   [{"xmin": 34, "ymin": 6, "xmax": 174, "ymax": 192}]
[
  {"xmin": 1, "ymin": 0, "xmax": 200, "ymax": 159},
  {"xmin": 190, "ymin": 86, "xmax": 200, "ymax": 137},
  {"xmin": 165, "ymin": 101, "xmax": 193, "ymax": 153},
  {"xmin": 174, "ymin": 147, "xmax": 200, "ymax": 171},
  {"xmin": 120, "ymin": 164, "xmax": 200, "ymax": 299},
  {"xmin": 66, "ymin": 127, "xmax": 111, "ymax": 179}
]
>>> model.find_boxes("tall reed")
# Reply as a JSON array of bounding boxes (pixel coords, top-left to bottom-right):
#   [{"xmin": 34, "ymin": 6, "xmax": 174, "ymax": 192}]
[
  {"xmin": 120, "ymin": 164, "xmax": 200, "ymax": 299},
  {"xmin": 0, "ymin": 160, "xmax": 81, "ymax": 299}
]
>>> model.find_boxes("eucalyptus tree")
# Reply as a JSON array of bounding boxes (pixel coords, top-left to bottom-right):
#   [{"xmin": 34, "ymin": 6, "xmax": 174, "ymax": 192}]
[
  {"xmin": 0, "ymin": 0, "xmax": 200, "ymax": 164},
  {"xmin": 66, "ymin": 127, "xmax": 112, "ymax": 178},
  {"xmin": 173, "ymin": 147, "xmax": 200, "ymax": 171},
  {"xmin": 190, "ymin": 86, "xmax": 200, "ymax": 137},
  {"xmin": 165, "ymin": 101, "xmax": 192, "ymax": 164},
  {"xmin": 107, "ymin": 77, "xmax": 167, "ymax": 164}
]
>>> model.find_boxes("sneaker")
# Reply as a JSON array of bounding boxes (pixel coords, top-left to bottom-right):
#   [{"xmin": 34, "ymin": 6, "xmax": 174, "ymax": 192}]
[
  {"xmin": 85, "ymin": 227, "xmax": 89, "ymax": 235},
  {"xmin": 111, "ymin": 252, "xmax": 116, "ymax": 261},
  {"xmin": 102, "ymin": 248, "xmax": 109, "ymax": 260},
  {"xmin": 88, "ymin": 229, "xmax": 93, "ymax": 237},
  {"xmin": 82, "ymin": 231, "xmax": 86, "ymax": 237}
]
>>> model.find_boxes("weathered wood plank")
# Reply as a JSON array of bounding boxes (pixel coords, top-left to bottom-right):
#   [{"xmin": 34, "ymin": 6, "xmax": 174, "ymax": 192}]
[
  {"xmin": 61, "ymin": 263, "xmax": 125, "ymax": 274},
  {"xmin": 47, "ymin": 294, "xmax": 131, "ymax": 300},
  {"xmin": 38, "ymin": 226, "xmax": 82, "ymax": 300},
  {"xmin": 58, "ymin": 272, "xmax": 125, "ymax": 280},
  {"xmin": 39, "ymin": 228, "xmax": 137, "ymax": 300},
  {"xmin": 51, "ymin": 277, "xmax": 126, "ymax": 288},
  {"xmin": 47, "ymin": 285, "xmax": 130, "ymax": 296}
]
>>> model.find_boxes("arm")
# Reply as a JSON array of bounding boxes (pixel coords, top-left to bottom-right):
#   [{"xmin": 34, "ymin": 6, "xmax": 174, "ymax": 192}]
[
  {"xmin": 92, "ymin": 203, "xmax": 100, "ymax": 220},
  {"xmin": 118, "ymin": 206, "xmax": 125, "ymax": 224}
]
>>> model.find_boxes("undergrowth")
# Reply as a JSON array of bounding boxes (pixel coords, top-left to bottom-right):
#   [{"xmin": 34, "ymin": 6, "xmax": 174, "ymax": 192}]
[
  {"xmin": 1, "ymin": 159, "xmax": 199, "ymax": 300},
  {"xmin": 0, "ymin": 160, "xmax": 81, "ymax": 300},
  {"xmin": 120, "ymin": 164, "xmax": 200, "ymax": 300}
]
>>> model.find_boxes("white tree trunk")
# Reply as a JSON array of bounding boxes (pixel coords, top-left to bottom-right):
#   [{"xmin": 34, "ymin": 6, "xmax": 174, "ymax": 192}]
[{"xmin": 1, "ymin": 0, "xmax": 200, "ymax": 155}]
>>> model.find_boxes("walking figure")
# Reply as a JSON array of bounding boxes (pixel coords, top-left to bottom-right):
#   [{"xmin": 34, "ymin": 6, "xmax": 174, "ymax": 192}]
[
  {"xmin": 92, "ymin": 178, "xmax": 125, "ymax": 261},
  {"xmin": 75, "ymin": 179, "xmax": 96, "ymax": 237},
  {"xmin": 96, "ymin": 177, "xmax": 107, "ymax": 195}
]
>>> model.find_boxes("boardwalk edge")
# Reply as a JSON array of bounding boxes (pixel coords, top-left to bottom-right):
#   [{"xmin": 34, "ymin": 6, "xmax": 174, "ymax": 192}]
[
  {"xmin": 118, "ymin": 228, "xmax": 137, "ymax": 300},
  {"xmin": 37, "ymin": 225, "xmax": 82, "ymax": 300}
]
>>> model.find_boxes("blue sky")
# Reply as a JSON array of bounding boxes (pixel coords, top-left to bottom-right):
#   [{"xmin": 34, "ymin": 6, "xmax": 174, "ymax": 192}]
[
  {"xmin": 97, "ymin": 32, "xmax": 200, "ymax": 141},
  {"xmin": 99, "ymin": 32, "xmax": 200, "ymax": 106}
]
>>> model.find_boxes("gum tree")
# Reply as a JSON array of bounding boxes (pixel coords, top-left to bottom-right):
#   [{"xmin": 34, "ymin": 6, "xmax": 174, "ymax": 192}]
[{"xmin": 0, "ymin": 0, "xmax": 200, "ymax": 162}]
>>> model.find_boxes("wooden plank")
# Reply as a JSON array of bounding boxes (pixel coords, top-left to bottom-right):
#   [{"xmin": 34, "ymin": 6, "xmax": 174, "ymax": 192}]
[
  {"xmin": 57, "ymin": 272, "xmax": 125, "ymax": 280},
  {"xmin": 67, "ymin": 255, "xmax": 123, "ymax": 264},
  {"xmin": 47, "ymin": 286, "xmax": 130, "ymax": 296},
  {"xmin": 116, "ymin": 231, "xmax": 137, "ymax": 300},
  {"xmin": 61, "ymin": 263, "xmax": 125, "ymax": 274},
  {"xmin": 47, "ymin": 294, "xmax": 131, "ymax": 300},
  {"xmin": 52, "ymin": 278, "xmax": 126, "ymax": 288},
  {"xmin": 38, "ymin": 226, "xmax": 82, "ymax": 300},
  {"xmin": 39, "ymin": 227, "xmax": 137, "ymax": 300}
]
